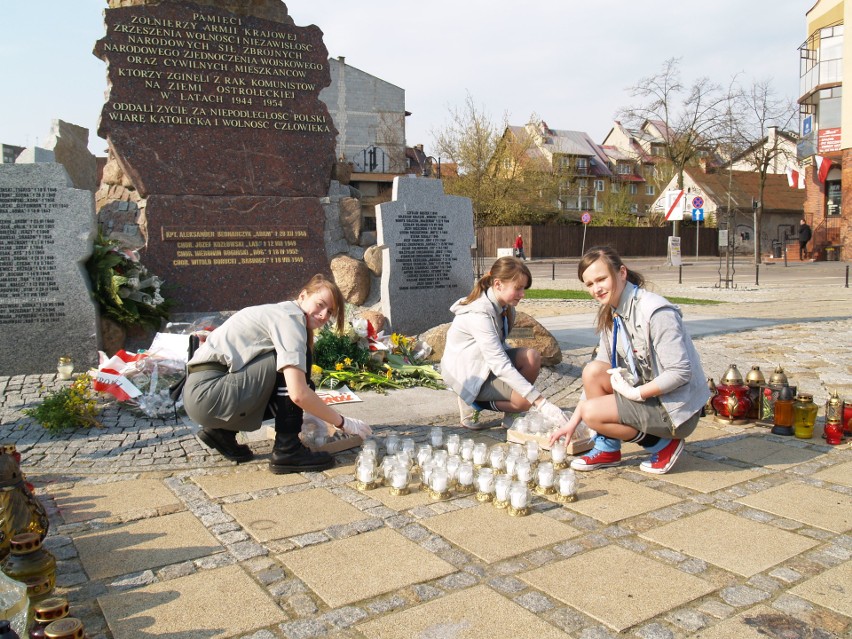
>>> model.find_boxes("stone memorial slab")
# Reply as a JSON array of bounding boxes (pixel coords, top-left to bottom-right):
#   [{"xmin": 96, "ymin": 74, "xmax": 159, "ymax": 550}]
[
  {"xmin": 43, "ymin": 120, "xmax": 98, "ymax": 192},
  {"xmin": 142, "ymin": 194, "xmax": 330, "ymax": 311},
  {"xmin": 377, "ymin": 177, "xmax": 474, "ymax": 335},
  {"xmin": 0, "ymin": 163, "xmax": 99, "ymax": 375},
  {"xmin": 94, "ymin": 0, "xmax": 336, "ymax": 198}
]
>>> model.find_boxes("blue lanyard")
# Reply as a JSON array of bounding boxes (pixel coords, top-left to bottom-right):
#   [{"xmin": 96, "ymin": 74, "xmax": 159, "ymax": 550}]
[{"xmin": 611, "ymin": 315, "xmax": 619, "ymax": 369}]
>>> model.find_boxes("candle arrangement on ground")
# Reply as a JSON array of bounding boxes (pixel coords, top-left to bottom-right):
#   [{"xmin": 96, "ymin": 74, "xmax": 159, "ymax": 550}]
[
  {"xmin": 506, "ymin": 410, "xmax": 594, "ymax": 455},
  {"xmin": 349, "ymin": 430, "xmax": 582, "ymax": 514}
]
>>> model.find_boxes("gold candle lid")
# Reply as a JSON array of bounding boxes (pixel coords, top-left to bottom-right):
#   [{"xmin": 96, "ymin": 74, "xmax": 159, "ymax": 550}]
[
  {"xmin": 44, "ymin": 618, "xmax": 84, "ymax": 639},
  {"xmin": 769, "ymin": 365, "xmax": 788, "ymax": 386},
  {"xmin": 720, "ymin": 364, "xmax": 744, "ymax": 385},
  {"xmin": 33, "ymin": 597, "xmax": 69, "ymax": 622},
  {"xmin": 745, "ymin": 365, "xmax": 765, "ymax": 386},
  {"xmin": 795, "ymin": 393, "xmax": 813, "ymax": 402}
]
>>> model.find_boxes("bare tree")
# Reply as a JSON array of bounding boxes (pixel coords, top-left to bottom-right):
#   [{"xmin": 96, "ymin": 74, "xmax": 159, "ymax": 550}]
[
  {"xmin": 620, "ymin": 58, "xmax": 733, "ymax": 234},
  {"xmin": 729, "ymin": 79, "xmax": 798, "ymax": 264},
  {"xmin": 431, "ymin": 96, "xmax": 558, "ymax": 226}
]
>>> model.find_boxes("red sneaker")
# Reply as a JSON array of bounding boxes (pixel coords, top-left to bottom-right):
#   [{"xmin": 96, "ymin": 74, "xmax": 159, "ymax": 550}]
[
  {"xmin": 570, "ymin": 449, "xmax": 621, "ymax": 471},
  {"xmin": 640, "ymin": 439, "xmax": 684, "ymax": 474}
]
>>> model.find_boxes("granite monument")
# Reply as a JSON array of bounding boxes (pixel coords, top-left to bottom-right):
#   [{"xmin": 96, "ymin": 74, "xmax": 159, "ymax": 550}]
[{"xmin": 376, "ymin": 177, "xmax": 475, "ymax": 335}]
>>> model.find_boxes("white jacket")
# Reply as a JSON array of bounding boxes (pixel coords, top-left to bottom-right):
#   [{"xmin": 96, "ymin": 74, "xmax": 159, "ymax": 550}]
[{"xmin": 440, "ymin": 290, "xmax": 541, "ymax": 405}]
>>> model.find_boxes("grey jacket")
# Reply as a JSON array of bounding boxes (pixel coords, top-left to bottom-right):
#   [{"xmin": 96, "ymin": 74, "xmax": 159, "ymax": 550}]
[
  {"xmin": 440, "ymin": 290, "xmax": 541, "ymax": 405},
  {"xmin": 595, "ymin": 284, "xmax": 710, "ymax": 429}
]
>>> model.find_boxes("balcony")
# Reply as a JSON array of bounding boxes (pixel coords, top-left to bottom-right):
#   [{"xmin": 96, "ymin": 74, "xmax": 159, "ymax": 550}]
[{"xmin": 800, "ymin": 58, "xmax": 843, "ymax": 98}]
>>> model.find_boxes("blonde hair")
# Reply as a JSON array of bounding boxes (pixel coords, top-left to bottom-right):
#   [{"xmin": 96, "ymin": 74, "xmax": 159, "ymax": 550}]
[
  {"xmin": 577, "ymin": 246, "xmax": 645, "ymax": 334},
  {"xmin": 300, "ymin": 274, "xmax": 346, "ymax": 340}
]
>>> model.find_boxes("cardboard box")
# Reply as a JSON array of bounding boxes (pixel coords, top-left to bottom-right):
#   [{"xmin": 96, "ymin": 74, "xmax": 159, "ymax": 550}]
[
  {"xmin": 506, "ymin": 428, "xmax": 594, "ymax": 455},
  {"xmin": 301, "ymin": 421, "xmax": 363, "ymax": 454}
]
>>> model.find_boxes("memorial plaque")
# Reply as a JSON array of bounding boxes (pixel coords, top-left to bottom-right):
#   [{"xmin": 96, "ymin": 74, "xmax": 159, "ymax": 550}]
[
  {"xmin": 377, "ymin": 177, "xmax": 474, "ymax": 335},
  {"xmin": 0, "ymin": 164, "xmax": 99, "ymax": 375},
  {"xmin": 94, "ymin": 1, "xmax": 336, "ymax": 197},
  {"xmin": 143, "ymin": 194, "xmax": 329, "ymax": 311}
]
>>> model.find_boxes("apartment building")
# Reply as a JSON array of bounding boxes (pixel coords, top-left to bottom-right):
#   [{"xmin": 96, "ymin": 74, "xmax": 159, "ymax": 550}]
[{"xmin": 798, "ymin": 0, "xmax": 850, "ymax": 259}]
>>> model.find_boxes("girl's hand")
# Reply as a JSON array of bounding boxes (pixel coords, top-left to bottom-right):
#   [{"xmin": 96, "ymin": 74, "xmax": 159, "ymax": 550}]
[{"xmin": 548, "ymin": 408, "xmax": 581, "ymax": 446}]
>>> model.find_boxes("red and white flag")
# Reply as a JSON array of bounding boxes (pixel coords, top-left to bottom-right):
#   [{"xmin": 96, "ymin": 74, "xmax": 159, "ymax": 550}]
[
  {"xmin": 786, "ymin": 164, "xmax": 805, "ymax": 189},
  {"xmin": 815, "ymin": 155, "xmax": 832, "ymax": 183}
]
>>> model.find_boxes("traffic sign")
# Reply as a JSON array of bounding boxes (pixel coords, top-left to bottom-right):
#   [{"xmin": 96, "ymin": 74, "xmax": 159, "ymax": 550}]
[
  {"xmin": 692, "ymin": 208, "xmax": 704, "ymax": 221},
  {"xmin": 691, "ymin": 196, "xmax": 704, "ymax": 209},
  {"xmin": 665, "ymin": 190, "xmax": 685, "ymax": 221},
  {"xmin": 581, "ymin": 212, "xmax": 591, "ymax": 224}
]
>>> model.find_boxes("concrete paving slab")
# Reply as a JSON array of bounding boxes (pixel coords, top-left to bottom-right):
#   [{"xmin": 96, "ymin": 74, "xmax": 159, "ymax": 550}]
[
  {"xmin": 330, "ymin": 386, "xmax": 460, "ymax": 425},
  {"xmin": 357, "ymin": 584, "xmax": 567, "ymax": 639},
  {"xmin": 74, "ymin": 511, "xmax": 222, "ymax": 580},
  {"xmin": 223, "ymin": 487, "xmax": 368, "ymax": 542},
  {"xmin": 813, "ymin": 459, "xmax": 852, "ymax": 488},
  {"xmin": 279, "ymin": 527, "xmax": 455, "ymax": 608},
  {"xmin": 361, "ymin": 484, "xmax": 436, "ymax": 511},
  {"xmin": 704, "ymin": 435, "xmax": 823, "ymax": 469},
  {"xmin": 192, "ymin": 467, "xmax": 307, "ymax": 499},
  {"xmin": 422, "ymin": 503, "xmax": 580, "ymax": 563},
  {"xmin": 686, "ymin": 422, "xmax": 731, "ymax": 443},
  {"xmin": 736, "ymin": 482, "xmax": 852, "ymax": 533},
  {"xmin": 636, "ymin": 452, "xmax": 765, "ymax": 493},
  {"xmin": 521, "ymin": 545, "xmax": 715, "ymax": 632},
  {"xmin": 98, "ymin": 564, "xmax": 285, "ymax": 639},
  {"xmin": 691, "ymin": 605, "xmax": 822, "ymax": 639},
  {"xmin": 640, "ymin": 509, "xmax": 819, "ymax": 577},
  {"xmin": 54, "ymin": 478, "xmax": 182, "ymax": 523},
  {"xmin": 566, "ymin": 475, "xmax": 682, "ymax": 524},
  {"xmin": 789, "ymin": 559, "xmax": 852, "ymax": 618}
]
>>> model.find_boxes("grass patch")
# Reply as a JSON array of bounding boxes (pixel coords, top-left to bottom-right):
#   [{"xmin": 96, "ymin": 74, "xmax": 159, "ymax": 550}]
[{"xmin": 525, "ymin": 289, "xmax": 722, "ymax": 305}]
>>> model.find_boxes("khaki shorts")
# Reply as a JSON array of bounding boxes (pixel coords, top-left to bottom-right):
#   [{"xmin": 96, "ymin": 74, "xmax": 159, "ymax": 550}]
[
  {"xmin": 475, "ymin": 348, "xmax": 523, "ymax": 403},
  {"xmin": 614, "ymin": 394, "xmax": 701, "ymax": 439}
]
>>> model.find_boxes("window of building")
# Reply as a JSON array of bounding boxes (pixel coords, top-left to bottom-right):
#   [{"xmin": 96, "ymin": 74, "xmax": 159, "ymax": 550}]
[
  {"xmin": 559, "ymin": 156, "xmax": 571, "ymax": 170},
  {"xmin": 630, "ymin": 203, "xmax": 638, "ymax": 213},
  {"xmin": 576, "ymin": 158, "xmax": 588, "ymax": 173},
  {"xmin": 577, "ymin": 178, "xmax": 588, "ymax": 189},
  {"xmin": 629, "ymin": 184, "xmax": 638, "ymax": 195},
  {"xmin": 826, "ymin": 180, "xmax": 841, "ymax": 216},
  {"xmin": 594, "ymin": 180, "xmax": 605, "ymax": 192},
  {"xmin": 645, "ymin": 185, "xmax": 655, "ymax": 196},
  {"xmin": 617, "ymin": 163, "xmax": 631, "ymax": 174},
  {"xmin": 611, "ymin": 182, "xmax": 620, "ymax": 193}
]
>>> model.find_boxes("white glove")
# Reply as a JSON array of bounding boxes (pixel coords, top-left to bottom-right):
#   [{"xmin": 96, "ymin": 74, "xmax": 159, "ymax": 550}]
[
  {"xmin": 535, "ymin": 400, "xmax": 570, "ymax": 427},
  {"xmin": 608, "ymin": 368, "xmax": 644, "ymax": 402},
  {"xmin": 341, "ymin": 416, "xmax": 372, "ymax": 438}
]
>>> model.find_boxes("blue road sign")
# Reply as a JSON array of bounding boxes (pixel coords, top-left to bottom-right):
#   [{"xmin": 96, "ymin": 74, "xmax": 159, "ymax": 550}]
[{"xmin": 692, "ymin": 208, "xmax": 704, "ymax": 222}]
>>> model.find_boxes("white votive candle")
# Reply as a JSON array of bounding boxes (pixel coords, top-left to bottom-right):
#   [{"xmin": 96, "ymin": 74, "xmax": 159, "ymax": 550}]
[
  {"xmin": 477, "ymin": 468, "xmax": 494, "ymax": 493},
  {"xmin": 510, "ymin": 482, "xmax": 529, "ymax": 509},
  {"xmin": 446, "ymin": 434, "xmax": 461, "ymax": 456},
  {"xmin": 357, "ymin": 464, "xmax": 374, "ymax": 483},
  {"xmin": 537, "ymin": 462, "xmax": 554, "ymax": 488},
  {"xmin": 460, "ymin": 440, "xmax": 474, "ymax": 462},
  {"xmin": 495, "ymin": 474, "xmax": 512, "ymax": 502},
  {"xmin": 526, "ymin": 441, "xmax": 539, "ymax": 463},
  {"xmin": 473, "ymin": 443, "xmax": 488, "ymax": 466},
  {"xmin": 550, "ymin": 440, "xmax": 566, "ymax": 464},
  {"xmin": 505, "ymin": 454, "xmax": 519, "ymax": 478},
  {"xmin": 386, "ymin": 434, "xmax": 400, "ymax": 455},
  {"xmin": 458, "ymin": 461, "xmax": 474, "ymax": 487},
  {"xmin": 391, "ymin": 466, "xmax": 408, "ymax": 490},
  {"xmin": 516, "ymin": 458, "xmax": 532, "ymax": 483},
  {"xmin": 559, "ymin": 469, "xmax": 577, "ymax": 496},
  {"xmin": 430, "ymin": 427, "xmax": 444, "ymax": 448},
  {"xmin": 430, "ymin": 467, "xmax": 449, "ymax": 493},
  {"xmin": 446, "ymin": 455, "xmax": 461, "ymax": 482},
  {"xmin": 381, "ymin": 457, "xmax": 396, "ymax": 482},
  {"xmin": 489, "ymin": 447, "xmax": 505, "ymax": 471},
  {"xmin": 362, "ymin": 439, "xmax": 378, "ymax": 455},
  {"xmin": 432, "ymin": 449, "xmax": 448, "ymax": 466},
  {"xmin": 401, "ymin": 438, "xmax": 416, "ymax": 455},
  {"xmin": 416, "ymin": 444, "xmax": 432, "ymax": 467}
]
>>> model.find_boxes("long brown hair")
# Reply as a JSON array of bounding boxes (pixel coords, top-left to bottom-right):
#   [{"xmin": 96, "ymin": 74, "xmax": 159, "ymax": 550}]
[
  {"xmin": 461, "ymin": 256, "xmax": 531, "ymax": 332},
  {"xmin": 299, "ymin": 274, "xmax": 346, "ymax": 344},
  {"xmin": 578, "ymin": 246, "xmax": 645, "ymax": 334}
]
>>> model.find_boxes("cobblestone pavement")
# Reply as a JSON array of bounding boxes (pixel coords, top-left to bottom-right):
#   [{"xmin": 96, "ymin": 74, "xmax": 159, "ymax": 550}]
[{"xmin": 1, "ymin": 282, "xmax": 851, "ymax": 638}]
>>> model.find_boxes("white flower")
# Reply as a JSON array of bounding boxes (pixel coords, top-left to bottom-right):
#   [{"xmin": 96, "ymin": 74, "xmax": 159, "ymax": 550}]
[{"xmin": 351, "ymin": 318, "xmax": 369, "ymax": 338}]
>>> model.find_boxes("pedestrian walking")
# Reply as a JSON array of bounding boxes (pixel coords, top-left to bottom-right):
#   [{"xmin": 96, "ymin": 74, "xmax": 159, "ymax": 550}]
[
  {"xmin": 798, "ymin": 219, "xmax": 812, "ymax": 260},
  {"xmin": 549, "ymin": 246, "xmax": 709, "ymax": 474},
  {"xmin": 182, "ymin": 274, "xmax": 371, "ymax": 473},
  {"xmin": 441, "ymin": 256, "xmax": 568, "ymax": 430},
  {"xmin": 513, "ymin": 234, "xmax": 527, "ymax": 261}
]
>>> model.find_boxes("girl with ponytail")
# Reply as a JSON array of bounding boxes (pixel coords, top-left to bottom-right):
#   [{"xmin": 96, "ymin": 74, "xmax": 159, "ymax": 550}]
[{"xmin": 441, "ymin": 256, "xmax": 569, "ymax": 430}]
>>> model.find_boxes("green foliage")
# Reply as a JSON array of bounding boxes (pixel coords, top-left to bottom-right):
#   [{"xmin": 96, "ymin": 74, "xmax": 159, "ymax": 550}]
[
  {"xmin": 87, "ymin": 234, "xmax": 171, "ymax": 330},
  {"xmin": 23, "ymin": 374, "xmax": 102, "ymax": 431},
  {"xmin": 313, "ymin": 327, "xmax": 371, "ymax": 370}
]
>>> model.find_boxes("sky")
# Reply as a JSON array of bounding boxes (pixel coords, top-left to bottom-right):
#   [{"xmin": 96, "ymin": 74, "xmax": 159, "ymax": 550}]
[{"xmin": 0, "ymin": 0, "xmax": 810, "ymax": 157}]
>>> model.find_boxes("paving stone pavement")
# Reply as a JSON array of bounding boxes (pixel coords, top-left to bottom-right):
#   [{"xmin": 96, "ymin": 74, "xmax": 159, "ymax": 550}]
[{"xmin": 1, "ymin": 268, "xmax": 851, "ymax": 638}]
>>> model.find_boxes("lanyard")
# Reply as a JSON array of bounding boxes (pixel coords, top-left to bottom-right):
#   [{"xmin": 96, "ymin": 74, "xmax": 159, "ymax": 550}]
[{"xmin": 611, "ymin": 315, "xmax": 619, "ymax": 369}]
